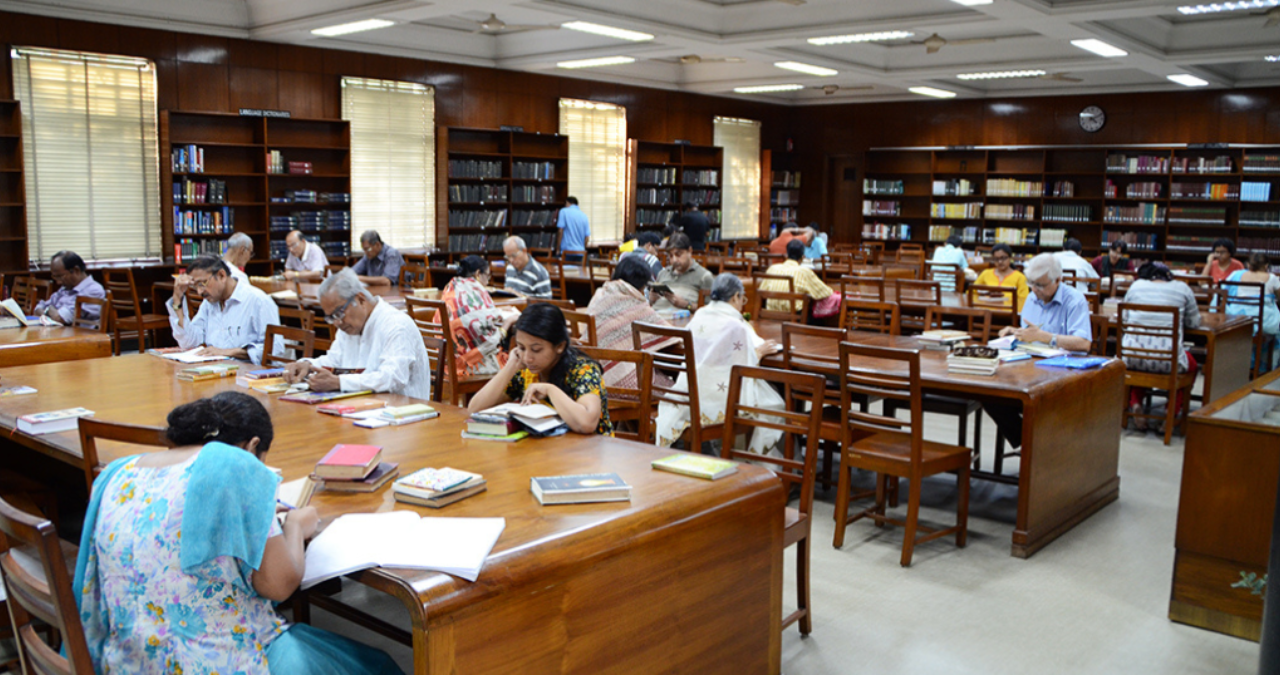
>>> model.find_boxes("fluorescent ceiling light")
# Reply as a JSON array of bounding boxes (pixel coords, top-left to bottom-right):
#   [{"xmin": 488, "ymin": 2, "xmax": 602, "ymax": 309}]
[
  {"xmin": 1178, "ymin": 0, "xmax": 1278, "ymax": 15},
  {"xmin": 909, "ymin": 86, "xmax": 958, "ymax": 98},
  {"xmin": 950, "ymin": 0, "xmax": 994, "ymax": 5},
  {"xmin": 774, "ymin": 61, "xmax": 838, "ymax": 76},
  {"xmin": 311, "ymin": 19, "xmax": 395, "ymax": 37},
  {"xmin": 1071, "ymin": 39, "xmax": 1128, "ymax": 58},
  {"xmin": 808, "ymin": 31, "xmax": 914, "ymax": 45},
  {"xmin": 1168, "ymin": 73, "xmax": 1209, "ymax": 87},
  {"xmin": 560, "ymin": 21, "xmax": 653, "ymax": 41},
  {"xmin": 734, "ymin": 84, "xmax": 805, "ymax": 93},
  {"xmin": 556, "ymin": 56, "xmax": 636, "ymax": 69},
  {"xmin": 957, "ymin": 69, "xmax": 1047, "ymax": 80},
  {"xmin": 1267, "ymin": 55, "xmax": 1280, "ymax": 62}
]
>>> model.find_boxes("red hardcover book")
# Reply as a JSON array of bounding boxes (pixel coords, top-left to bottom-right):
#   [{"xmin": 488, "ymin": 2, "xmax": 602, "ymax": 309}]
[{"xmin": 315, "ymin": 444, "xmax": 382, "ymax": 480}]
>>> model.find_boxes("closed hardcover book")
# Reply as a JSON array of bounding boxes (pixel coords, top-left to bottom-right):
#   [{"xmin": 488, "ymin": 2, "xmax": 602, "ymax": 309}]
[
  {"xmin": 394, "ymin": 483, "xmax": 487, "ymax": 509},
  {"xmin": 242, "ymin": 368, "xmax": 285, "ymax": 380},
  {"xmin": 317, "ymin": 399, "xmax": 387, "ymax": 416},
  {"xmin": 319, "ymin": 462, "xmax": 400, "ymax": 493},
  {"xmin": 177, "ymin": 363, "xmax": 240, "ymax": 381},
  {"xmin": 17, "ymin": 407, "xmax": 94, "ymax": 435},
  {"xmin": 315, "ymin": 444, "xmax": 383, "ymax": 480},
  {"xmin": 530, "ymin": 473, "xmax": 631, "ymax": 505},
  {"xmin": 651, "ymin": 454, "xmax": 738, "ymax": 480},
  {"xmin": 467, "ymin": 416, "xmax": 519, "ymax": 436},
  {"xmin": 460, "ymin": 430, "xmax": 529, "ymax": 443},
  {"xmin": 381, "ymin": 403, "xmax": 436, "ymax": 420},
  {"xmin": 280, "ymin": 390, "xmax": 374, "ymax": 405},
  {"xmin": 394, "ymin": 468, "xmax": 481, "ymax": 497}
]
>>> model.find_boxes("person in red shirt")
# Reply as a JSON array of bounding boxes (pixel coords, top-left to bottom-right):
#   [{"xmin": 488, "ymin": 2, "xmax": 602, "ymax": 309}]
[
  {"xmin": 1201, "ymin": 237, "xmax": 1244, "ymax": 283},
  {"xmin": 769, "ymin": 224, "xmax": 803, "ymax": 255}
]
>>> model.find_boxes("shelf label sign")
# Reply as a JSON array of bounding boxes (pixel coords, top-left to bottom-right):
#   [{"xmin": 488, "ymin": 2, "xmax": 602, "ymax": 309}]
[
  {"xmin": 500, "ymin": 125, "xmax": 524, "ymax": 132},
  {"xmin": 239, "ymin": 108, "xmax": 292, "ymax": 118}
]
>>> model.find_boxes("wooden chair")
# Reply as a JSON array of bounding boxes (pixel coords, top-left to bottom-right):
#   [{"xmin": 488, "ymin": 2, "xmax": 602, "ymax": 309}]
[
  {"xmin": 893, "ymin": 279, "xmax": 942, "ymax": 333},
  {"xmin": 923, "ymin": 306, "xmax": 992, "ymax": 343},
  {"xmin": 632, "ymin": 322, "xmax": 721, "ymax": 449},
  {"xmin": 103, "ymin": 268, "xmax": 168, "ymax": 355},
  {"xmin": 399, "ymin": 263, "xmax": 431, "ymax": 289},
  {"xmin": 839, "ymin": 275, "xmax": 885, "ymax": 302},
  {"xmin": 530, "ymin": 247, "xmax": 554, "ymax": 260},
  {"xmin": 718, "ymin": 257, "xmax": 754, "ymax": 277},
  {"xmin": 76, "ymin": 417, "xmax": 170, "ymax": 494},
  {"xmin": 277, "ymin": 304, "xmax": 317, "ymax": 332},
  {"xmin": 840, "ymin": 298, "xmax": 901, "ymax": 335},
  {"xmin": 526, "ymin": 297, "xmax": 576, "ymax": 310},
  {"xmin": 967, "ymin": 284, "xmax": 1019, "ymax": 327},
  {"xmin": 833, "ymin": 343, "xmax": 973, "ymax": 567},
  {"xmin": 263, "ymin": 325, "xmax": 316, "ymax": 367},
  {"xmin": 720, "ymin": 364, "xmax": 826, "ymax": 635},
  {"xmin": 9, "ymin": 276, "xmax": 36, "ymax": 314},
  {"xmin": 1217, "ymin": 279, "xmax": 1276, "ymax": 379},
  {"xmin": 753, "ymin": 272, "xmax": 796, "ymax": 295},
  {"xmin": 755, "ymin": 290, "xmax": 810, "ymax": 323},
  {"xmin": 586, "ymin": 258, "xmax": 614, "ymax": 293},
  {"xmin": 562, "ymin": 307, "xmax": 598, "ymax": 347},
  {"xmin": 707, "ymin": 241, "xmax": 731, "ymax": 255},
  {"xmin": 1108, "ymin": 270, "xmax": 1136, "ymax": 297},
  {"xmin": 697, "ymin": 287, "xmax": 711, "ymax": 309},
  {"xmin": 72, "ymin": 295, "xmax": 109, "ymax": 333},
  {"xmin": 1116, "ymin": 303, "xmax": 1197, "ymax": 446},
  {"xmin": 545, "ymin": 258, "xmax": 570, "ymax": 301},
  {"xmin": 925, "ymin": 262, "xmax": 964, "ymax": 293},
  {"xmin": 579, "ymin": 346, "xmax": 654, "ymax": 444},
  {"xmin": 859, "ymin": 242, "xmax": 884, "ymax": 265},
  {"xmin": 0, "ymin": 495, "xmax": 95, "ymax": 675},
  {"xmin": 325, "ymin": 264, "xmax": 345, "ymax": 278},
  {"xmin": 882, "ymin": 261, "xmax": 922, "ymax": 280},
  {"xmin": 25, "ymin": 278, "xmax": 55, "ymax": 313},
  {"xmin": 421, "ymin": 335, "xmax": 448, "ymax": 404},
  {"xmin": 405, "ymin": 296, "xmax": 486, "ymax": 405}
]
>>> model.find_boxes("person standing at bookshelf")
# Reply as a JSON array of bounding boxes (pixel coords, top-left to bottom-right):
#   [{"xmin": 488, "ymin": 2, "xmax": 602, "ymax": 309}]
[
  {"xmin": 650, "ymin": 233, "xmax": 714, "ymax": 312},
  {"xmin": 223, "ymin": 232, "xmax": 253, "ymax": 282},
  {"xmin": 557, "ymin": 196, "xmax": 590, "ymax": 263},
  {"xmin": 35, "ymin": 250, "xmax": 105, "ymax": 325},
  {"xmin": 502, "ymin": 236, "xmax": 553, "ymax": 298},
  {"xmin": 929, "ymin": 235, "xmax": 969, "ymax": 292},
  {"xmin": 170, "ymin": 256, "xmax": 281, "ymax": 365},
  {"xmin": 1201, "ymin": 237, "xmax": 1244, "ymax": 283},
  {"xmin": 353, "ymin": 230, "xmax": 404, "ymax": 287},
  {"xmin": 674, "ymin": 202, "xmax": 711, "ymax": 252},
  {"xmin": 1091, "ymin": 240, "xmax": 1132, "ymax": 277},
  {"xmin": 283, "ymin": 230, "xmax": 328, "ymax": 282},
  {"xmin": 283, "ymin": 268, "xmax": 432, "ymax": 400}
]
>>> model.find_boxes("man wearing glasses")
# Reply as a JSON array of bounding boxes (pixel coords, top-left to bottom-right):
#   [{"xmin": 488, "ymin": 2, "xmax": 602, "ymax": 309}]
[
  {"xmin": 282, "ymin": 268, "xmax": 432, "ymax": 399},
  {"xmin": 501, "ymin": 235, "xmax": 553, "ymax": 298},
  {"xmin": 169, "ymin": 256, "xmax": 281, "ymax": 364}
]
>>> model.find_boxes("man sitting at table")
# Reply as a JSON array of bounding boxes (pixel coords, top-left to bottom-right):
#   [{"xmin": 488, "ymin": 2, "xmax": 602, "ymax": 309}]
[
  {"xmin": 768, "ymin": 223, "xmax": 802, "ymax": 255},
  {"xmin": 283, "ymin": 230, "xmax": 328, "ymax": 282},
  {"xmin": 502, "ymin": 235, "xmax": 553, "ymax": 298},
  {"xmin": 651, "ymin": 233, "xmax": 714, "ymax": 312},
  {"xmin": 35, "ymin": 250, "xmax": 106, "ymax": 325},
  {"xmin": 987, "ymin": 253, "xmax": 1094, "ymax": 448},
  {"xmin": 622, "ymin": 231, "xmax": 663, "ymax": 279},
  {"xmin": 1054, "ymin": 238, "xmax": 1099, "ymax": 290},
  {"xmin": 353, "ymin": 229, "xmax": 403, "ymax": 287},
  {"xmin": 929, "ymin": 235, "xmax": 969, "ymax": 292},
  {"xmin": 169, "ymin": 256, "xmax": 281, "ymax": 364},
  {"xmin": 283, "ymin": 268, "xmax": 432, "ymax": 400},
  {"xmin": 760, "ymin": 239, "xmax": 838, "ymax": 317},
  {"xmin": 222, "ymin": 232, "xmax": 253, "ymax": 282}
]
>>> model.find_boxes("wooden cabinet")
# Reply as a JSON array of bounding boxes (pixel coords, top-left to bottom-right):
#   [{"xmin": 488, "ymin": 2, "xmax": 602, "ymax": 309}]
[
  {"xmin": 630, "ymin": 141, "xmax": 723, "ymax": 241},
  {"xmin": 1170, "ymin": 367, "xmax": 1280, "ymax": 641},
  {"xmin": 0, "ymin": 101, "xmax": 28, "ymax": 275}
]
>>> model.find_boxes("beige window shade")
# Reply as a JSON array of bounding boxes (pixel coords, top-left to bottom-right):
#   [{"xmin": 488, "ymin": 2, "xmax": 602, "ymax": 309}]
[
  {"xmin": 713, "ymin": 116, "xmax": 762, "ymax": 240},
  {"xmin": 559, "ymin": 99, "xmax": 627, "ymax": 242},
  {"xmin": 13, "ymin": 47, "xmax": 160, "ymax": 263},
  {"xmin": 341, "ymin": 77, "xmax": 435, "ymax": 250}
]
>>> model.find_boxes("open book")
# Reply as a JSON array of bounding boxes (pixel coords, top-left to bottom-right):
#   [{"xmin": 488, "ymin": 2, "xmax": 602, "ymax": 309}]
[
  {"xmin": 301, "ymin": 512, "xmax": 505, "ymax": 587},
  {"xmin": 0, "ymin": 298, "xmax": 35, "ymax": 327},
  {"xmin": 157, "ymin": 346, "xmax": 230, "ymax": 364},
  {"xmin": 477, "ymin": 402, "xmax": 566, "ymax": 435}
]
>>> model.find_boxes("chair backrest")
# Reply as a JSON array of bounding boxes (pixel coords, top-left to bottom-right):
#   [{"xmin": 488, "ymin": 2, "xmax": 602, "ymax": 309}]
[
  {"xmin": 399, "ymin": 263, "xmax": 431, "ymax": 289},
  {"xmin": 1217, "ymin": 280, "xmax": 1267, "ymax": 326},
  {"xmin": 1090, "ymin": 314, "xmax": 1110, "ymax": 356},
  {"xmin": 839, "ymin": 275, "xmax": 885, "ymax": 302},
  {"xmin": 1116, "ymin": 303, "xmax": 1182, "ymax": 373},
  {"xmin": 421, "ymin": 335, "xmax": 448, "ymax": 403},
  {"xmin": 859, "ymin": 242, "xmax": 884, "ymax": 264},
  {"xmin": 544, "ymin": 258, "xmax": 569, "ymax": 300},
  {"xmin": 277, "ymin": 304, "xmax": 316, "ymax": 332},
  {"xmin": 1068, "ymin": 275, "xmax": 1102, "ymax": 295},
  {"xmin": 263, "ymin": 325, "xmax": 316, "ymax": 367},
  {"xmin": 101, "ymin": 268, "xmax": 144, "ymax": 321},
  {"xmin": 925, "ymin": 262, "xmax": 964, "ymax": 292},
  {"xmin": 579, "ymin": 346, "xmax": 654, "ymax": 443},
  {"xmin": 697, "ymin": 287, "xmax": 710, "ymax": 309},
  {"xmin": 753, "ymin": 271, "xmax": 797, "ymax": 295},
  {"xmin": 26, "ymin": 279, "xmax": 54, "ymax": 312},
  {"xmin": 10, "ymin": 276, "xmax": 35, "ymax": 314},
  {"xmin": 76, "ymin": 417, "xmax": 170, "ymax": 494},
  {"xmin": 72, "ymin": 295, "xmax": 109, "ymax": 333},
  {"xmin": 882, "ymin": 261, "xmax": 922, "ymax": 280},
  {"xmin": 840, "ymin": 298, "xmax": 901, "ymax": 334},
  {"xmin": 839, "ymin": 342, "xmax": 924, "ymax": 464},
  {"xmin": 755, "ymin": 290, "xmax": 810, "ymax": 323},
  {"xmin": 967, "ymin": 284, "xmax": 1019, "ymax": 325},
  {"xmin": 708, "ymin": 241, "xmax": 730, "ymax": 255},
  {"xmin": 632, "ymin": 322, "xmax": 701, "ymax": 442},
  {"xmin": 527, "ymin": 297, "xmax": 576, "ymax": 310},
  {"xmin": 586, "ymin": 258, "xmax": 614, "ymax": 291},
  {"xmin": 0, "ymin": 496, "xmax": 95, "ymax": 675},
  {"xmin": 781, "ymin": 322, "xmax": 845, "ymax": 406},
  {"xmin": 1083, "ymin": 291, "xmax": 1101, "ymax": 315},
  {"xmin": 530, "ymin": 247, "xmax": 554, "ymax": 260},
  {"xmin": 562, "ymin": 308, "xmax": 598, "ymax": 347},
  {"xmin": 720, "ymin": 365, "xmax": 825, "ymax": 516},
  {"xmin": 896, "ymin": 249, "xmax": 925, "ymax": 264},
  {"xmin": 718, "ymin": 258, "xmax": 754, "ymax": 277},
  {"xmin": 893, "ymin": 278, "xmax": 942, "ymax": 307},
  {"xmin": 1110, "ymin": 271, "xmax": 1136, "ymax": 297},
  {"xmin": 924, "ymin": 306, "xmax": 992, "ymax": 342},
  {"xmin": 404, "ymin": 296, "xmax": 455, "ymax": 381}
]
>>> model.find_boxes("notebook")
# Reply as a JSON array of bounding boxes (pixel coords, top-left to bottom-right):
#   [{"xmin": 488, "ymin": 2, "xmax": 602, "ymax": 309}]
[{"xmin": 301, "ymin": 513, "xmax": 505, "ymax": 587}]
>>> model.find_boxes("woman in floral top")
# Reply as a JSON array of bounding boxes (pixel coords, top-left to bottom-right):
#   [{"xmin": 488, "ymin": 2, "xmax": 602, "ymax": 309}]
[
  {"xmin": 468, "ymin": 302, "xmax": 612, "ymax": 435},
  {"xmin": 74, "ymin": 391, "xmax": 402, "ymax": 675}
]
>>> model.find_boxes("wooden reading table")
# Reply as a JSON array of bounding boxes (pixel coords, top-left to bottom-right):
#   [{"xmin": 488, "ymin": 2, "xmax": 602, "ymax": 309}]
[
  {"xmin": 0, "ymin": 355, "xmax": 784, "ymax": 675},
  {"xmin": 0, "ymin": 325, "xmax": 112, "ymax": 367}
]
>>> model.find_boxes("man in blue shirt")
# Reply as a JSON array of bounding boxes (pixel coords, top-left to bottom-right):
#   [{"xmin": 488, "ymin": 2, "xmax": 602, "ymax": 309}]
[
  {"xmin": 802, "ymin": 224, "xmax": 828, "ymax": 260},
  {"xmin": 558, "ymin": 196, "xmax": 590, "ymax": 262},
  {"xmin": 352, "ymin": 229, "xmax": 404, "ymax": 286}
]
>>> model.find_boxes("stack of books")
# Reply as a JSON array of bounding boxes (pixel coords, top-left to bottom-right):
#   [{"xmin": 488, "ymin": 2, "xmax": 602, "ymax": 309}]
[
  {"xmin": 177, "ymin": 363, "xmax": 240, "ymax": 382},
  {"xmin": 317, "ymin": 398, "xmax": 386, "ymax": 417},
  {"xmin": 464, "ymin": 404, "xmax": 566, "ymax": 441},
  {"xmin": 393, "ymin": 467, "xmax": 487, "ymax": 508},
  {"xmin": 235, "ymin": 367, "xmax": 285, "ymax": 389},
  {"xmin": 946, "ymin": 346, "xmax": 1001, "ymax": 376},
  {"xmin": 313, "ymin": 443, "xmax": 399, "ymax": 493},
  {"xmin": 17, "ymin": 407, "xmax": 94, "ymax": 435},
  {"xmin": 348, "ymin": 403, "xmax": 438, "ymax": 429},
  {"xmin": 463, "ymin": 410, "xmax": 528, "ymax": 442},
  {"xmin": 916, "ymin": 329, "xmax": 971, "ymax": 351}
]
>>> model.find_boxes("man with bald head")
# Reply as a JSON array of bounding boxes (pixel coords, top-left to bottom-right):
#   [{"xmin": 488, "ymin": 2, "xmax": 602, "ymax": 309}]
[
  {"xmin": 501, "ymin": 235, "xmax": 552, "ymax": 298},
  {"xmin": 283, "ymin": 230, "xmax": 327, "ymax": 282}
]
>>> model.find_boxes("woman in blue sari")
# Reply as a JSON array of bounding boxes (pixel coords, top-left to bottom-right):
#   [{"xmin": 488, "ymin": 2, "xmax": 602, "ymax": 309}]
[{"xmin": 74, "ymin": 391, "xmax": 403, "ymax": 675}]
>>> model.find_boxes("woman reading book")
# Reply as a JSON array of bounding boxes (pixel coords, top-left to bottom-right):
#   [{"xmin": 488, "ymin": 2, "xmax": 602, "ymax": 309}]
[
  {"xmin": 73, "ymin": 392, "xmax": 403, "ymax": 675},
  {"xmin": 972, "ymin": 243, "xmax": 1029, "ymax": 312},
  {"xmin": 467, "ymin": 303, "xmax": 613, "ymax": 435}
]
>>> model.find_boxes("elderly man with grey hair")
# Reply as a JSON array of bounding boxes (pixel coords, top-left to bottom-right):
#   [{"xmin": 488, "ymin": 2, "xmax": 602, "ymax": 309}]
[
  {"xmin": 282, "ymin": 268, "xmax": 432, "ymax": 399},
  {"xmin": 223, "ymin": 232, "xmax": 254, "ymax": 281},
  {"xmin": 352, "ymin": 229, "xmax": 404, "ymax": 287},
  {"xmin": 501, "ymin": 235, "xmax": 552, "ymax": 298}
]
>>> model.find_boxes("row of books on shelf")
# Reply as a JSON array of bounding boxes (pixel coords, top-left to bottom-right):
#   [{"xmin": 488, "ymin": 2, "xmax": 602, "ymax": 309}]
[
  {"xmin": 511, "ymin": 209, "xmax": 558, "ymax": 227},
  {"xmin": 173, "ymin": 178, "xmax": 228, "ymax": 205},
  {"xmin": 638, "ymin": 209, "xmax": 678, "ymax": 226},
  {"xmin": 1244, "ymin": 155, "xmax": 1280, "ymax": 173},
  {"xmin": 449, "ymin": 159, "xmax": 503, "ymax": 179},
  {"xmin": 933, "ymin": 179, "xmax": 975, "ymax": 196},
  {"xmin": 1107, "ymin": 154, "xmax": 1170, "ymax": 174},
  {"xmin": 1170, "ymin": 183, "xmax": 1238, "ymax": 200},
  {"xmin": 174, "ymin": 207, "xmax": 234, "ymax": 235},
  {"xmin": 1239, "ymin": 236, "xmax": 1280, "ymax": 255},
  {"xmin": 1241, "ymin": 210, "xmax": 1280, "ymax": 228},
  {"xmin": 270, "ymin": 190, "xmax": 350, "ymax": 204},
  {"xmin": 986, "ymin": 179, "xmax": 1043, "ymax": 197},
  {"xmin": 1103, "ymin": 203, "xmax": 1166, "ymax": 224},
  {"xmin": 683, "ymin": 169, "xmax": 719, "ymax": 186},
  {"xmin": 772, "ymin": 170, "xmax": 801, "ymax": 188},
  {"xmin": 771, "ymin": 207, "xmax": 798, "ymax": 223},
  {"xmin": 270, "ymin": 212, "xmax": 350, "ymax": 232},
  {"xmin": 171, "ymin": 145, "xmax": 204, "ymax": 173},
  {"xmin": 984, "ymin": 204, "xmax": 1036, "ymax": 221},
  {"xmin": 267, "ymin": 151, "xmax": 313, "ymax": 175},
  {"xmin": 449, "ymin": 210, "xmax": 507, "ymax": 229},
  {"xmin": 924, "ymin": 226, "xmax": 1067, "ymax": 247},
  {"xmin": 931, "ymin": 203, "xmax": 983, "ymax": 220},
  {"xmin": 512, "ymin": 161, "xmax": 557, "ymax": 180},
  {"xmin": 1167, "ymin": 206, "xmax": 1227, "ymax": 225},
  {"xmin": 1106, "ymin": 180, "xmax": 1162, "ymax": 199},
  {"xmin": 1167, "ymin": 234, "xmax": 1218, "ymax": 252},
  {"xmin": 862, "ymin": 222, "xmax": 911, "ymax": 240},
  {"xmin": 988, "ymin": 227, "xmax": 1040, "ymax": 246},
  {"xmin": 268, "ymin": 240, "xmax": 350, "ymax": 260},
  {"xmin": 638, "ymin": 167, "xmax": 678, "ymax": 185},
  {"xmin": 449, "ymin": 185, "xmax": 507, "ymax": 203},
  {"xmin": 685, "ymin": 190, "xmax": 720, "ymax": 206},
  {"xmin": 448, "ymin": 232, "xmax": 546, "ymax": 252},
  {"xmin": 1048, "ymin": 181, "xmax": 1076, "ymax": 198},
  {"xmin": 863, "ymin": 200, "xmax": 901, "ymax": 216},
  {"xmin": 1044, "ymin": 204, "xmax": 1092, "ymax": 222},
  {"xmin": 637, "ymin": 188, "xmax": 675, "ymax": 204},
  {"xmin": 865, "ymin": 179, "xmax": 904, "ymax": 195},
  {"xmin": 1172, "ymin": 156, "xmax": 1233, "ymax": 173},
  {"xmin": 513, "ymin": 185, "xmax": 557, "ymax": 203},
  {"xmin": 1103, "ymin": 230, "xmax": 1158, "ymax": 251},
  {"xmin": 773, "ymin": 189, "xmax": 799, "ymax": 205},
  {"xmin": 1242, "ymin": 182, "xmax": 1273, "ymax": 202},
  {"xmin": 175, "ymin": 238, "xmax": 227, "ymax": 263}
]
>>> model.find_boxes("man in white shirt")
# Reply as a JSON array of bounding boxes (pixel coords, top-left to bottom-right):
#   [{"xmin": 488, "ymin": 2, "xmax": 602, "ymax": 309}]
[
  {"xmin": 223, "ymin": 232, "xmax": 253, "ymax": 282},
  {"xmin": 282, "ymin": 268, "xmax": 432, "ymax": 400},
  {"xmin": 283, "ymin": 230, "xmax": 328, "ymax": 282},
  {"xmin": 169, "ymin": 256, "xmax": 281, "ymax": 364},
  {"xmin": 1054, "ymin": 238, "xmax": 1099, "ymax": 290}
]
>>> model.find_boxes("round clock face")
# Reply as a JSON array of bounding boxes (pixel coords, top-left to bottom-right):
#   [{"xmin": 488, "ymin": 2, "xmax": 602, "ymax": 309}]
[{"xmin": 1079, "ymin": 105, "xmax": 1106, "ymax": 133}]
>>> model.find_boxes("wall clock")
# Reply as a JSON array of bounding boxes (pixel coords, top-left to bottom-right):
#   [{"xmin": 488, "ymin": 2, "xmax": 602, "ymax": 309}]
[{"xmin": 1079, "ymin": 105, "xmax": 1106, "ymax": 133}]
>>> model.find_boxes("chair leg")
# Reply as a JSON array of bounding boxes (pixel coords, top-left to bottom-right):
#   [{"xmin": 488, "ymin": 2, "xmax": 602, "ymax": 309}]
[
  {"xmin": 900, "ymin": 477, "xmax": 921, "ymax": 567},
  {"xmin": 796, "ymin": 538, "xmax": 812, "ymax": 636},
  {"xmin": 956, "ymin": 464, "xmax": 970, "ymax": 548},
  {"xmin": 832, "ymin": 460, "xmax": 852, "ymax": 548},
  {"xmin": 956, "ymin": 411, "xmax": 967, "ymax": 448},
  {"xmin": 1163, "ymin": 387, "xmax": 1176, "ymax": 446},
  {"xmin": 972, "ymin": 408, "xmax": 982, "ymax": 469},
  {"xmin": 1121, "ymin": 385, "xmax": 1132, "ymax": 430},
  {"xmin": 875, "ymin": 474, "xmax": 889, "ymax": 527},
  {"xmin": 994, "ymin": 434, "xmax": 1006, "ymax": 475}
]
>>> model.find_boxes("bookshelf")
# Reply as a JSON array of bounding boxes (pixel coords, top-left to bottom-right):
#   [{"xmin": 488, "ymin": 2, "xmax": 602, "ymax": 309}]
[
  {"xmin": 860, "ymin": 145, "xmax": 1280, "ymax": 265},
  {"xmin": 631, "ymin": 141, "xmax": 724, "ymax": 241},
  {"xmin": 769, "ymin": 152, "xmax": 801, "ymax": 236},
  {"xmin": 436, "ymin": 127, "xmax": 568, "ymax": 254},
  {"xmin": 160, "ymin": 111, "xmax": 352, "ymax": 269},
  {"xmin": 0, "ymin": 101, "xmax": 27, "ymax": 275}
]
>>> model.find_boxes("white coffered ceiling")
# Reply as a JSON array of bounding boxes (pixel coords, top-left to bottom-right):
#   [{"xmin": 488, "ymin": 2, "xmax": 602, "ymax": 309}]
[{"xmin": 2, "ymin": 0, "xmax": 1278, "ymax": 104}]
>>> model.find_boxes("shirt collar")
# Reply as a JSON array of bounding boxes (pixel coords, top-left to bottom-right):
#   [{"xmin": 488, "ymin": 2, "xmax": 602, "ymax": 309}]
[
  {"xmin": 1033, "ymin": 281, "xmax": 1070, "ymax": 309},
  {"xmin": 71, "ymin": 276, "xmax": 96, "ymax": 294}
]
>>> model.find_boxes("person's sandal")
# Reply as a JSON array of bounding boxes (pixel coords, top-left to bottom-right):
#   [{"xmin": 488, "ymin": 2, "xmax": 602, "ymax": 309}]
[{"xmin": 1130, "ymin": 403, "xmax": 1148, "ymax": 432}]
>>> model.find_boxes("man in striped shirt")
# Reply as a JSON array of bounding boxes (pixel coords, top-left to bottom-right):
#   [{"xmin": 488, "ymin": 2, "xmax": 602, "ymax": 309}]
[{"xmin": 502, "ymin": 236, "xmax": 553, "ymax": 298}]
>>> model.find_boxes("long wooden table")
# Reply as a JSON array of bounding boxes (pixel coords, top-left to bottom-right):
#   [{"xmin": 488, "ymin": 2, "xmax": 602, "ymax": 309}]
[
  {"xmin": 0, "ymin": 355, "xmax": 784, "ymax": 675},
  {"xmin": 1098, "ymin": 311, "xmax": 1254, "ymax": 404},
  {"xmin": 756, "ymin": 323, "xmax": 1125, "ymax": 558},
  {"xmin": 0, "ymin": 325, "xmax": 112, "ymax": 367}
]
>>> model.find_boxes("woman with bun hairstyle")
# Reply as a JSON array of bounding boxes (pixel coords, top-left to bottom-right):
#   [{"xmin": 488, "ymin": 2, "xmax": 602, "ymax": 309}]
[{"xmin": 73, "ymin": 391, "xmax": 403, "ymax": 674}]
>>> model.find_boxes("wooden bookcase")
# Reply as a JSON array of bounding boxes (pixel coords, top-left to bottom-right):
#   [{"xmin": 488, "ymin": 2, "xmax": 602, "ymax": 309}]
[
  {"xmin": 0, "ymin": 101, "xmax": 28, "ymax": 275},
  {"xmin": 861, "ymin": 145, "xmax": 1280, "ymax": 266},
  {"xmin": 436, "ymin": 127, "xmax": 568, "ymax": 254},
  {"xmin": 631, "ymin": 141, "xmax": 724, "ymax": 241},
  {"xmin": 769, "ymin": 152, "xmax": 801, "ymax": 236},
  {"xmin": 160, "ymin": 111, "xmax": 352, "ymax": 268}
]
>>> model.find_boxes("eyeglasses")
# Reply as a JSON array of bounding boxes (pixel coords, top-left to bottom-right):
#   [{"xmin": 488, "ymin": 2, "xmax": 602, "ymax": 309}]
[
  {"xmin": 190, "ymin": 276, "xmax": 213, "ymax": 290},
  {"xmin": 991, "ymin": 256, "xmax": 1010, "ymax": 263},
  {"xmin": 325, "ymin": 297, "xmax": 357, "ymax": 325}
]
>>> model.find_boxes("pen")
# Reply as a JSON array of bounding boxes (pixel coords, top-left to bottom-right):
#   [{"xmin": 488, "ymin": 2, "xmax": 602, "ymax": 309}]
[{"xmin": 276, "ymin": 498, "xmax": 296, "ymax": 511}]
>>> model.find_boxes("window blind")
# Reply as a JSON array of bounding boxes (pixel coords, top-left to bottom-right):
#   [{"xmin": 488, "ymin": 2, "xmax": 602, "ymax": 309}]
[
  {"xmin": 559, "ymin": 99, "xmax": 627, "ymax": 243},
  {"xmin": 713, "ymin": 116, "xmax": 762, "ymax": 240},
  {"xmin": 341, "ymin": 77, "xmax": 435, "ymax": 250},
  {"xmin": 12, "ymin": 47, "xmax": 160, "ymax": 263}
]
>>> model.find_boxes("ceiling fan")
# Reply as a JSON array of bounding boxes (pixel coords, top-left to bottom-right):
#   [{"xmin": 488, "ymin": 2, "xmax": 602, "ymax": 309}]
[
  {"xmin": 464, "ymin": 13, "xmax": 559, "ymax": 34},
  {"xmin": 915, "ymin": 33, "xmax": 996, "ymax": 54}
]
